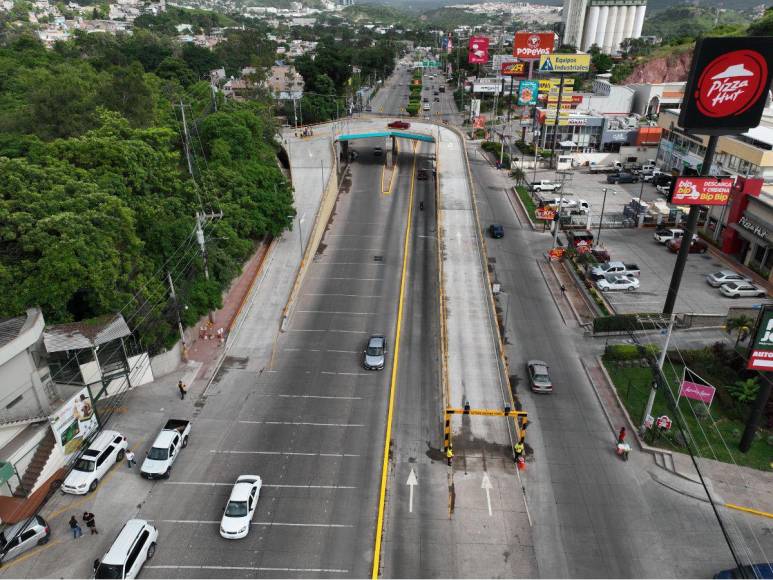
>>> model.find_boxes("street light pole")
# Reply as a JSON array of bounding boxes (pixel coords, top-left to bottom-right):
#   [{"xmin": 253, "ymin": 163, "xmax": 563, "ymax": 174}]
[
  {"xmin": 640, "ymin": 313, "xmax": 676, "ymax": 433},
  {"xmin": 596, "ymin": 188, "xmax": 615, "ymax": 247}
]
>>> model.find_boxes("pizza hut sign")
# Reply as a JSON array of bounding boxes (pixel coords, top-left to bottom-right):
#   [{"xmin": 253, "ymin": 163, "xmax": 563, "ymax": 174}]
[{"xmin": 679, "ymin": 37, "xmax": 773, "ymax": 135}]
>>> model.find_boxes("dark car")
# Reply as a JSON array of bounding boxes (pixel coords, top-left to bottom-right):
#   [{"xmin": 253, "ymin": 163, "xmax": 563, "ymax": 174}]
[
  {"xmin": 417, "ymin": 169, "xmax": 428, "ymax": 180},
  {"xmin": 388, "ymin": 120, "xmax": 410, "ymax": 129},
  {"xmin": 652, "ymin": 173, "xmax": 674, "ymax": 188},
  {"xmin": 363, "ymin": 335, "xmax": 386, "ymax": 370},
  {"xmin": 714, "ymin": 563, "xmax": 773, "ymax": 579},
  {"xmin": 489, "ymin": 224, "xmax": 504, "ymax": 238},
  {"xmin": 607, "ymin": 172, "xmax": 638, "ymax": 184},
  {"xmin": 665, "ymin": 238, "xmax": 709, "ymax": 254},
  {"xmin": 434, "ymin": 97, "xmax": 440, "ymax": 102}
]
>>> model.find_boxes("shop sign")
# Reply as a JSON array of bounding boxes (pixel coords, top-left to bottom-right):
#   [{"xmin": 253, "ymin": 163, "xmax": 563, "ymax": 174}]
[
  {"xmin": 514, "ymin": 32, "xmax": 556, "ymax": 59},
  {"xmin": 738, "ymin": 215, "xmax": 769, "ymax": 240},
  {"xmin": 668, "ymin": 176, "xmax": 732, "ymax": 206},
  {"xmin": 748, "ymin": 305, "xmax": 773, "ymax": 371},
  {"xmin": 679, "ymin": 37, "xmax": 773, "ymax": 135},
  {"xmin": 539, "ymin": 54, "xmax": 591, "ymax": 74},
  {"xmin": 536, "ymin": 207, "xmax": 556, "ymax": 220},
  {"xmin": 517, "ymin": 80, "xmax": 538, "ymax": 106},
  {"xmin": 501, "ymin": 61, "xmax": 527, "ymax": 76},
  {"xmin": 679, "ymin": 380, "xmax": 716, "ymax": 406},
  {"xmin": 49, "ymin": 387, "xmax": 99, "ymax": 461},
  {"xmin": 468, "ymin": 36, "xmax": 490, "ymax": 64},
  {"xmin": 547, "ymin": 247, "xmax": 564, "ymax": 260}
]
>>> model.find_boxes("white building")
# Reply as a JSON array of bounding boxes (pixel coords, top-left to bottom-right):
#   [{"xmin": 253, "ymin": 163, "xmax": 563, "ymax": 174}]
[{"xmin": 562, "ymin": 0, "xmax": 647, "ymax": 54}]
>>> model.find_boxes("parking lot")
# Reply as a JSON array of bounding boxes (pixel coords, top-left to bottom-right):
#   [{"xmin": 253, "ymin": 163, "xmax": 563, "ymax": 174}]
[{"xmin": 585, "ymin": 228, "xmax": 768, "ymax": 315}]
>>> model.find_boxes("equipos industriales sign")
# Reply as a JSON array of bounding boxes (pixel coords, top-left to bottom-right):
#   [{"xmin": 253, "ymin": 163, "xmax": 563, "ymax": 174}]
[
  {"xmin": 514, "ymin": 32, "xmax": 555, "ymax": 59},
  {"xmin": 538, "ymin": 54, "xmax": 591, "ymax": 73},
  {"xmin": 679, "ymin": 37, "xmax": 773, "ymax": 135},
  {"xmin": 668, "ymin": 177, "xmax": 732, "ymax": 206}
]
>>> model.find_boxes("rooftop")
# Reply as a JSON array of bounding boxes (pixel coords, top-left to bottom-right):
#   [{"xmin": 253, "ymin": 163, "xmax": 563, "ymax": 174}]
[{"xmin": 43, "ymin": 314, "xmax": 131, "ymax": 353}]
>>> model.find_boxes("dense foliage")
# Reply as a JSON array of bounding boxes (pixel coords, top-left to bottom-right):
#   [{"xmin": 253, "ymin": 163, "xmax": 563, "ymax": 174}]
[{"xmin": 0, "ymin": 32, "xmax": 293, "ymax": 352}]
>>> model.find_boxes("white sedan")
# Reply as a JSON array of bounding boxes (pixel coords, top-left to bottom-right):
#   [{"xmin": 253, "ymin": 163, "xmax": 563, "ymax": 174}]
[
  {"xmin": 719, "ymin": 282, "xmax": 767, "ymax": 298},
  {"xmin": 597, "ymin": 275, "xmax": 640, "ymax": 292},
  {"xmin": 220, "ymin": 475, "xmax": 262, "ymax": 539}
]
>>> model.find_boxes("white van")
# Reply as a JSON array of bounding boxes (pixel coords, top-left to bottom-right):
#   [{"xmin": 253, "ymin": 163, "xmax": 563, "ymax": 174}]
[
  {"xmin": 62, "ymin": 430, "xmax": 128, "ymax": 495},
  {"xmin": 94, "ymin": 519, "xmax": 158, "ymax": 580}
]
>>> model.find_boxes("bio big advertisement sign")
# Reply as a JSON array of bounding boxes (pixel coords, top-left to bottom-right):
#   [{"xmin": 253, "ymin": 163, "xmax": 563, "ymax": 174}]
[
  {"xmin": 679, "ymin": 37, "xmax": 773, "ymax": 135},
  {"xmin": 517, "ymin": 80, "xmax": 538, "ymax": 105},
  {"xmin": 468, "ymin": 36, "xmax": 490, "ymax": 64},
  {"xmin": 748, "ymin": 305, "xmax": 773, "ymax": 370},
  {"xmin": 514, "ymin": 32, "xmax": 555, "ymax": 59},
  {"xmin": 668, "ymin": 177, "xmax": 733, "ymax": 206}
]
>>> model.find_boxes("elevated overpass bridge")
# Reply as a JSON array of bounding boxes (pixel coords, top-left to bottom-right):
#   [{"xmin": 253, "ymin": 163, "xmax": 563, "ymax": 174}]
[{"xmin": 336, "ymin": 130, "xmax": 436, "ymax": 163}]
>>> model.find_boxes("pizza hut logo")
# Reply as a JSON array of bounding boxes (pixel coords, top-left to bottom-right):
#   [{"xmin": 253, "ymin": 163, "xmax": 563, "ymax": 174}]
[
  {"xmin": 695, "ymin": 50, "xmax": 768, "ymax": 118},
  {"xmin": 528, "ymin": 35, "xmax": 541, "ymax": 49}
]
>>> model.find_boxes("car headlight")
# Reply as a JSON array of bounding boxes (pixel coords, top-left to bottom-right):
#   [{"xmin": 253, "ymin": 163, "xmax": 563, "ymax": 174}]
[
  {"xmin": 238, "ymin": 526, "xmax": 247, "ymax": 534},
  {"xmin": 77, "ymin": 483, "xmax": 87, "ymax": 489}
]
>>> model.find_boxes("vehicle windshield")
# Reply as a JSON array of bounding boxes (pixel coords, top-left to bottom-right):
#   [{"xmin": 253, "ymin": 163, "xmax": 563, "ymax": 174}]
[
  {"xmin": 366, "ymin": 345, "xmax": 384, "ymax": 357},
  {"xmin": 534, "ymin": 373, "xmax": 550, "ymax": 383},
  {"xmin": 95, "ymin": 564, "xmax": 123, "ymax": 579},
  {"xmin": 147, "ymin": 447, "xmax": 169, "ymax": 460},
  {"xmin": 0, "ymin": 532, "xmax": 7, "ymax": 549},
  {"xmin": 725, "ymin": 283, "xmax": 739, "ymax": 290},
  {"xmin": 73, "ymin": 458, "xmax": 96, "ymax": 472},
  {"xmin": 225, "ymin": 501, "xmax": 249, "ymax": 517}
]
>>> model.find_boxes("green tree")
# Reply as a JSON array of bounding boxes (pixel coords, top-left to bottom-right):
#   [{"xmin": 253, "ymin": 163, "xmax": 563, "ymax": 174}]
[
  {"xmin": 748, "ymin": 7, "xmax": 773, "ymax": 36},
  {"xmin": 725, "ymin": 315, "xmax": 754, "ymax": 349},
  {"xmin": 592, "ymin": 52, "xmax": 613, "ymax": 74},
  {"xmin": 181, "ymin": 43, "xmax": 221, "ymax": 79},
  {"xmin": 726, "ymin": 378, "xmax": 760, "ymax": 405},
  {"xmin": 98, "ymin": 62, "xmax": 154, "ymax": 127},
  {"xmin": 156, "ymin": 56, "xmax": 198, "ymax": 87}
]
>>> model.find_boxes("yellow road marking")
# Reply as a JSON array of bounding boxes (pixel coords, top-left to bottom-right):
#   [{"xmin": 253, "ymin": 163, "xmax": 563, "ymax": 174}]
[
  {"xmin": 47, "ymin": 438, "xmax": 147, "ymax": 521},
  {"xmin": 0, "ymin": 538, "xmax": 64, "ymax": 572},
  {"xmin": 371, "ymin": 140, "xmax": 418, "ymax": 580},
  {"xmin": 382, "ymin": 140, "xmax": 400, "ymax": 195},
  {"xmin": 724, "ymin": 503, "xmax": 773, "ymax": 519}
]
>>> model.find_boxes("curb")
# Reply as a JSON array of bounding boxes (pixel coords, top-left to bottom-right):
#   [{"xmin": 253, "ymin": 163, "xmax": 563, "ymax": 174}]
[
  {"xmin": 546, "ymin": 260, "xmax": 583, "ymax": 325},
  {"xmin": 535, "ymin": 258, "xmax": 568, "ymax": 327},
  {"xmin": 509, "ymin": 187, "xmax": 537, "ymax": 231}
]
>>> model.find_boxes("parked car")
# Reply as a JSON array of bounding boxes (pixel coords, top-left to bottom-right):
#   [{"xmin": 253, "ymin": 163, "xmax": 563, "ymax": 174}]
[
  {"xmin": 423, "ymin": 103, "xmax": 431, "ymax": 111},
  {"xmin": 589, "ymin": 261, "xmax": 640, "ymax": 280},
  {"xmin": 666, "ymin": 237, "xmax": 708, "ymax": 254},
  {"xmin": 544, "ymin": 196, "xmax": 577, "ymax": 208},
  {"xmin": 531, "ymin": 180, "xmax": 562, "ymax": 192},
  {"xmin": 653, "ymin": 227, "xmax": 685, "ymax": 244},
  {"xmin": 720, "ymin": 282, "xmax": 768, "ymax": 298},
  {"xmin": 526, "ymin": 360, "xmax": 552, "ymax": 393},
  {"xmin": 489, "ymin": 224, "xmax": 504, "ymax": 238},
  {"xmin": 643, "ymin": 169, "xmax": 667, "ymax": 183},
  {"xmin": 363, "ymin": 335, "xmax": 387, "ymax": 370},
  {"xmin": 417, "ymin": 169, "xmax": 428, "ymax": 180},
  {"xmin": 94, "ymin": 519, "xmax": 157, "ymax": 580},
  {"xmin": 387, "ymin": 120, "xmax": 410, "ymax": 129},
  {"xmin": 596, "ymin": 275, "xmax": 640, "ymax": 292},
  {"xmin": 62, "ymin": 430, "xmax": 128, "ymax": 494},
  {"xmin": 434, "ymin": 97, "xmax": 440, "ymax": 102},
  {"xmin": 140, "ymin": 419, "xmax": 191, "ymax": 479},
  {"xmin": 706, "ymin": 270, "xmax": 751, "ymax": 287},
  {"xmin": 607, "ymin": 172, "xmax": 639, "ymax": 184},
  {"xmin": 652, "ymin": 173, "xmax": 674, "ymax": 188},
  {"xmin": 0, "ymin": 516, "xmax": 50, "ymax": 565},
  {"xmin": 220, "ymin": 475, "xmax": 263, "ymax": 539}
]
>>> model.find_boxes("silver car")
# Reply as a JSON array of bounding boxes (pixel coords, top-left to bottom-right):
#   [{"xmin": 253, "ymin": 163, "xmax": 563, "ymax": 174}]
[
  {"xmin": 527, "ymin": 360, "xmax": 553, "ymax": 393},
  {"xmin": 706, "ymin": 270, "xmax": 750, "ymax": 287},
  {"xmin": 363, "ymin": 335, "xmax": 386, "ymax": 370},
  {"xmin": 0, "ymin": 515, "xmax": 50, "ymax": 564},
  {"xmin": 720, "ymin": 282, "xmax": 767, "ymax": 298}
]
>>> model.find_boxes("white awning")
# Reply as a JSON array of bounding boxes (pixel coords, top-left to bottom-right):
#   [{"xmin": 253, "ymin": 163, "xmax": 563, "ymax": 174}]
[{"xmin": 559, "ymin": 140, "xmax": 577, "ymax": 148}]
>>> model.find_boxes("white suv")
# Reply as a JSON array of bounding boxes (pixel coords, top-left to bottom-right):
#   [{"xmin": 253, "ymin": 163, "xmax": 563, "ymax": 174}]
[
  {"xmin": 95, "ymin": 519, "xmax": 157, "ymax": 579},
  {"xmin": 62, "ymin": 430, "xmax": 128, "ymax": 494}
]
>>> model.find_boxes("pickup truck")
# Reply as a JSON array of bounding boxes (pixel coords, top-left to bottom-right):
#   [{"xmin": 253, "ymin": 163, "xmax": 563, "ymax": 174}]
[
  {"xmin": 588, "ymin": 161, "xmax": 623, "ymax": 174},
  {"xmin": 531, "ymin": 180, "xmax": 562, "ymax": 192},
  {"xmin": 140, "ymin": 419, "xmax": 191, "ymax": 480},
  {"xmin": 589, "ymin": 261, "xmax": 641, "ymax": 280}
]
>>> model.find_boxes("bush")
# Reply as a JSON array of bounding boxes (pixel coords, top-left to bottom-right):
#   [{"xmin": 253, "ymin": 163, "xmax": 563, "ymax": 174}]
[
  {"xmin": 604, "ymin": 343, "xmax": 660, "ymax": 361},
  {"xmin": 593, "ymin": 313, "xmax": 663, "ymax": 333},
  {"xmin": 406, "ymin": 102, "xmax": 419, "ymax": 116}
]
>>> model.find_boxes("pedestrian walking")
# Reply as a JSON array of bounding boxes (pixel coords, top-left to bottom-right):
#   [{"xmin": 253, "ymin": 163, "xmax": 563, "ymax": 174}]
[
  {"xmin": 178, "ymin": 380, "xmax": 187, "ymax": 400},
  {"xmin": 83, "ymin": 512, "xmax": 98, "ymax": 535},
  {"xmin": 560, "ymin": 284, "xmax": 566, "ymax": 296},
  {"xmin": 217, "ymin": 327, "xmax": 225, "ymax": 346},
  {"xmin": 445, "ymin": 446, "xmax": 453, "ymax": 466},
  {"xmin": 69, "ymin": 516, "xmax": 82, "ymax": 539},
  {"xmin": 126, "ymin": 450, "xmax": 135, "ymax": 468},
  {"xmin": 617, "ymin": 426, "xmax": 626, "ymax": 445}
]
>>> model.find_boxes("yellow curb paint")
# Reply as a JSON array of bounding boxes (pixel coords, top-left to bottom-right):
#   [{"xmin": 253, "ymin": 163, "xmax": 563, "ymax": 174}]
[
  {"xmin": 724, "ymin": 503, "xmax": 773, "ymax": 519},
  {"xmin": 371, "ymin": 141, "xmax": 418, "ymax": 580},
  {"xmin": 0, "ymin": 538, "xmax": 64, "ymax": 572}
]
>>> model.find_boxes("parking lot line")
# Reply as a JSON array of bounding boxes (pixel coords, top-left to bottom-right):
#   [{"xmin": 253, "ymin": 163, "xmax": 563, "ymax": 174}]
[
  {"xmin": 212, "ymin": 450, "xmax": 360, "ymax": 457},
  {"xmin": 239, "ymin": 420, "xmax": 365, "ymax": 427},
  {"xmin": 154, "ymin": 520, "xmax": 354, "ymax": 528},
  {"xmin": 145, "ymin": 565, "xmax": 349, "ymax": 574}
]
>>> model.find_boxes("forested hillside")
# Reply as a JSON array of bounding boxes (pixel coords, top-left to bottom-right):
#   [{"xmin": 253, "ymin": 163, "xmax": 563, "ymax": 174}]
[{"xmin": 0, "ymin": 31, "xmax": 294, "ymax": 352}]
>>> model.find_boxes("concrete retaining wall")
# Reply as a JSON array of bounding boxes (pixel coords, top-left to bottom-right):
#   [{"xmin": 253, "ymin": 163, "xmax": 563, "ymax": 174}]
[{"xmin": 150, "ymin": 343, "xmax": 182, "ymax": 378}]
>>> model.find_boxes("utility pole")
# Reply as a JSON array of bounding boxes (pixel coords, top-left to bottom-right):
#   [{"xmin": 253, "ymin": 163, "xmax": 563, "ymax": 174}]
[
  {"xmin": 550, "ymin": 73, "xmax": 565, "ymax": 170},
  {"xmin": 167, "ymin": 271, "xmax": 187, "ymax": 360},
  {"xmin": 640, "ymin": 313, "xmax": 676, "ymax": 432}
]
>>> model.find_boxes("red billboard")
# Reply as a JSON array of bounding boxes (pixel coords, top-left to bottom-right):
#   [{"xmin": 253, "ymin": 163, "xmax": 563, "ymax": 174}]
[
  {"xmin": 500, "ymin": 62, "xmax": 526, "ymax": 76},
  {"xmin": 668, "ymin": 177, "xmax": 733, "ymax": 206},
  {"xmin": 468, "ymin": 36, "xmax": 489, "ymax": 64},
  {"xmin": 514, "ymin": 32, "xmax": 555, "ymax": 60},
  {"xmin": 679, "ymin": 37, "xmax": 773, "ymax": 135}
]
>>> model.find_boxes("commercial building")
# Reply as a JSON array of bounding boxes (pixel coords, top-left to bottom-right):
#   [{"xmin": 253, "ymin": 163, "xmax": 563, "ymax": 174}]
[{"xmin": 562, "ymin": 0, "xmax": 647, "ymax": 54}]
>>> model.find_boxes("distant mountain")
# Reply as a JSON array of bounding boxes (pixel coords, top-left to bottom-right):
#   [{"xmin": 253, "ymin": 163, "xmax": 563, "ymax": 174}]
[{"xmin": 642, "ymin": 5, "xmax": 750, "ymax": 40}]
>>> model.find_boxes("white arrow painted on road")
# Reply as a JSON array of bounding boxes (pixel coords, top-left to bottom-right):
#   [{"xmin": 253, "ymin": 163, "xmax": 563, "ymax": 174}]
[
  {"xmin": 406, "ymin": 468, "xmax": 418, "ymax": 513},
  {"xmin": 481, "ymin": 472, "xmax": 493, "ymax": 516}
]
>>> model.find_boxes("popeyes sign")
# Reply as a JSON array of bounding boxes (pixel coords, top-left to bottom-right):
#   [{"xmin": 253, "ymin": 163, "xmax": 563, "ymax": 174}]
[
  {"xmin": 514, "ymin": 32, "xmax": 555, "ymax": 59},
  {"xmin": 680, "ymin": 37, "xmax": 773, "ymax": 135},
  {"xmin": 668, "ymin": 177, "xmax": 733, "ymax": 206}
]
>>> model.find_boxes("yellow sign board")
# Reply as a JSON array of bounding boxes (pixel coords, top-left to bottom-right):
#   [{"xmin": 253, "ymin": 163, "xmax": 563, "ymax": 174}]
[{"xmin": 539, "ymin": 53, "xmax": 591, "ymax": 73}]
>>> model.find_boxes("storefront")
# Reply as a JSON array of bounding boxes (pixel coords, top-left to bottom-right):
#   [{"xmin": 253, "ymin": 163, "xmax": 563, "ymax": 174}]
[{"xmin": 731, "ymin": 209, "xmax": 773, "ymax": 276}]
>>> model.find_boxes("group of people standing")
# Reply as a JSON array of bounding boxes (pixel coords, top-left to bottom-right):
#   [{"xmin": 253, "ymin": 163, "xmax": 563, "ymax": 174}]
[{"xmin": 68, "ymin": 512, "xmax": 97, "ymax": 539}]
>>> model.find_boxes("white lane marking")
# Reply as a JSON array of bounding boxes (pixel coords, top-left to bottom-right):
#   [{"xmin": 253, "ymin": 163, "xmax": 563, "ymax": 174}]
[
  {"xmin": 321, "ymin": 371, "xmax": 371, "ymax": 376},
  {"xmin": 153, "ymin": 520, "xmax": 354, "ymax": 528},
  {"xmin": 145, "ymin": 566, "xmax": 349, "ymax": 574},
  {"xmin": 289, "ymin": 329, "xmax": 368, "ymax": 334},
  {"xmin": 211, "ymin": 450, "xmax": 360, "ymax": 457},
  {"xmin": 307, "ymin": 277, "xmax": 383, "ymax": 281},
  {"xmin": 269, "ymin": 394, "xmax": 363, "ymax": 400},
  {"xmin": 304, "ymin": 293, "xmax": 383, "ymax": 298},
  {"xmin": 239, "ymin": 420, "xmax": 365, "ymax": 427},
  {"xmin": 165, "ymin": 482, "xmax": 357, "ymax": 489},
  {"xmin": 325, "ymin": 349, "xmax": 360, "ymax": 354},
  {"xmin": 312, "ymin": 262, "xmax": 385, "ymax": 266},
  {"xmin": 482, "ymin": 472, "xmax": 493, "ymax": 517},
  {"xmin": 298, "ymin": 310, "xmax": 375, "ymax": 315},
  {"xmin": 407, "ymin": 468, "xmax": 418, "ymax": 513},
  {"xmin": 326, "ymin": 234, "xmax": 381, "ymax": 237}
]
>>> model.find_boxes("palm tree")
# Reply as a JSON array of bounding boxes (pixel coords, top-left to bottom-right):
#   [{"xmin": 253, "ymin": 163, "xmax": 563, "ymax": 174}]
[
  {"xmin": 725, "ymin": 315, "xmax": 754, "ymax": 349},
  {"xmin": 511, "ymin": 166, "xmax": 525, "ymax": 186}
]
